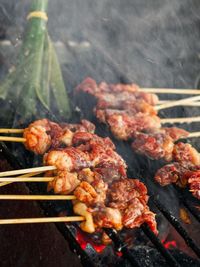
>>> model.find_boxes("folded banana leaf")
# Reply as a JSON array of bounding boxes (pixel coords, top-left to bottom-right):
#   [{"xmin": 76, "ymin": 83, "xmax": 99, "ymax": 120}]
[{"xmin": 0, "ymin": 0, "xmax": 71, "ymax": 126}]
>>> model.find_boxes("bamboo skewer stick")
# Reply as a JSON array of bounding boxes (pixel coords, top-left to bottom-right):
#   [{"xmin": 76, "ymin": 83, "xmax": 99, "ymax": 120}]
[
  {"xmin": 141, "ymin": 88, "xmax": 200, "ymax": 94},
  {"xmin": 0, "ymin": 171, "xmax": 43, "ymax": 187},
  {"xmin": 0, "ymin": 195, "xmax": 76, "ymax": 200},
  {"xmin": 0, "ymin": 129, "xmax": 24, "ymax": 134},
  {"xmin": 0, "ymin": 166, "xmax": 56, "ymax": 177},
  {"xmin": 155, "ymin": 95, "xmax": 200, "ymax": 111},
  {"xmin": 187, "ymin": 132, "xmax": 200, "ymax": 138},
  {"xmin": 0, "ymin": 136, "xmax": 26, "ymax": 142},
  {"xmin": 0, "ymin": 182, "xmax": 15, "ymax": 187},
  {"xmin": 0, "ymin": 216, "xmax": 85, "ymax": 225},
  {"xmin": 0, "ymin": 177, "xmax": 54, "ymax": 182},
  {"xmin": 161, "ymin": 116, "xmax": 200, "ymax": 124},
  {"xmin": 158, "ymin": 101, "xmax": 200, "ymax": 106}
]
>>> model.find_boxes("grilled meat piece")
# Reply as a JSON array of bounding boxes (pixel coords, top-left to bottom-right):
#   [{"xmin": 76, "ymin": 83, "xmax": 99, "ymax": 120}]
[
  {"xmin": 72, "ymin": 132, "xmax": 127, "ymax": 170},
  {"xmin": 161, "ymin": 127, "xmax": 189, "ymax": 141},
  {"xmin": 76, "ymin": 77, "xmax": 138, "ymax": 95},
  {"xmin": 48, "ymin": 171, "xmax": 80, "ymax": 194},
  {"xmin": 74, "ymin": 175, "xmax": 108, "ymax": 205},
  {"xmin": 94, "ymin": 164, "xmax": 127, "ymax": 184},
  {"xmin": 73, "ymin": 202, "xmax": 95, "ymax": 233},
  {"xmin": 109, "ymin": 179, "xmax": 148, "ymax": 208},
  {"xmin": 154, "ymin": 162, "xmax": 187, "ymax": 186},
  {"xmin": 95, "ymin": 99, "xmax": 157, "ymax": 125},
  {"xmin": 74, "ymin": 181, "xmax": 98, "ymax": 204},
  {"xmin": 96, "ymin": 91, "xmax": 137, "ymax": 109},
  {"xmin": 61, "ymin": 119, "xmax": 95, "ymax": 134},
  {"xmin": 78, "ymin": 168, "xmax": 95, "ymax": 183},
  {"xmin": 122, "ymin": 198, "xmax": 157, "ymax": 234},
  {"xmin": 108, "ymin": 179, "xmax": 157, "ymax": 234},
  {"xmin": 24, "ymin": 119, "xmax": 95, "ymax": 154},
  {"xmin": 123, "ymin": 100, "xmax": 157, "ymax": 115},
  {"xmin": 23, "ymin": 119, "xmax": 52, "ymax": 154},
  {"xmin": 105, "ymin": 113, "xmax": 161, "ymax": 140},
  {"xmin": 173, "ymin": 142, "xmax": 200, "ymax": 166},
  {"xmin": 132, "ymin": 132, "xmax": 174, "ymax": 161},
  {"xmin": 72, "ymin": 132, "xmax": 115, "ymax": 151},
  {"xmin": 93, "ymin": 206, "xmax": 123, "ymax": 231},
  {"xmin": 44, "ymin": 147, "xmax": 91, "ymax": 172}
]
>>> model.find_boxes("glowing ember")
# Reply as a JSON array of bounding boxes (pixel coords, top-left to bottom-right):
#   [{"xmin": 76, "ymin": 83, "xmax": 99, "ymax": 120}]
[
  {"xmin": 76, "ymin": 230, "xmax": 106, "ymax": 253},
  {"xmin": 116, "ymin": 251, "xmax": 123, "ymax": 257},
  {"xmin": 162, "ymin": 239, "xmax": 177, "ymax": 249}
]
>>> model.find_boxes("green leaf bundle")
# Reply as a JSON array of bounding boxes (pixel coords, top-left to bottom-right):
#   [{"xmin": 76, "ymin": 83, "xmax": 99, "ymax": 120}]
[{"xmin": 0, "ymin": 0, "xmax": 71, "ymax": 125}]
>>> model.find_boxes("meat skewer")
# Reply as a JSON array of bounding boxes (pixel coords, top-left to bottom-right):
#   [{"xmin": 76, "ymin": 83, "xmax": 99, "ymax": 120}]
[
  {"xmin": 76, "ymin": 78, "xmax": 200, "ymax": 110},
  {"xmin": 0, "ymin": 119, "xmax": 95, "ymax": 154},
  {"xmin": 1, "ymin": 117, "xmax": 200, "ymax": 146}
]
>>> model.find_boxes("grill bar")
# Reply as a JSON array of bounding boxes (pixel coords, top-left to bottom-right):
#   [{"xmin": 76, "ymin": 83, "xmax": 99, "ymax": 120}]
[
  {"xmin": 150, "ymin": 196, "xmax": 200, "ymax": 258},
  {"xmin": 182, "ymin": 199, "xmax": 200, "ymax": 223},
  {"xmin": 104, "ymin": 228, "xmax": 140, "ymax": 267},
  {"xmin": 58, "ymin": 224, "xmax": 96, "ymax": 267},
  {"xmin": 141, "ymin": 224, "xmax": 180, "ymax": 267},
  {"xmin": 173, "ymin": 185, "xmax": 200, "ymax": 223}
]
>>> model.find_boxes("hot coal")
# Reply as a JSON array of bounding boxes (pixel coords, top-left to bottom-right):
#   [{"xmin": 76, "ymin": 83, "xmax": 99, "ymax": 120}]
[{"xmin": 115, "ymin": 246, "xmax": 200, "ymax": 267}]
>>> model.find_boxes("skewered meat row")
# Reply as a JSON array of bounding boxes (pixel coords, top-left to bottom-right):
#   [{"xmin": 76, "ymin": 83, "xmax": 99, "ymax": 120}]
[
  {"xmin": 97, "ymin": 112, "xmax": 162, "ymax": 140},
  {"xmin": 76, "ymin": 77, "xmax": 159, "ymax": 106},
  {"xmin": 76, "ymin": 78, "xmax": 190, "ymax": 162},
  {"xmin": 23, "ymin": 119, "xmax": 95, "ymax": 154},
  {"xmin": 42, "ymin": 130, "xmax": 157, "ymax": 236}
]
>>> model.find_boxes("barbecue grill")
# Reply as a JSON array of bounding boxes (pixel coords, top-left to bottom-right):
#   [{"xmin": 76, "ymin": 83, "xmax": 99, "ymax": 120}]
[
  {"xmin": 1, "ymin": 108, "xmax": 200, "ymax": 267},
  {"xmin": 1, "ymin": 1, "xmax": 200, "ymax": 266}
]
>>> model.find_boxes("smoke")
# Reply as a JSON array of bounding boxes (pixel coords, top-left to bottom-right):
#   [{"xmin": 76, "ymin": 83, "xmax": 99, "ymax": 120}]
[{"xmin": 1, "ymin": 0, "xmax": 200, "ymax": 88}]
